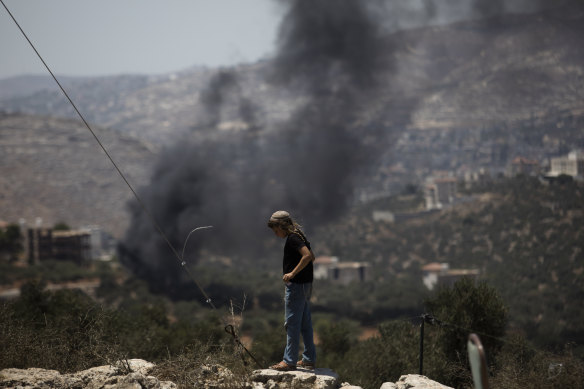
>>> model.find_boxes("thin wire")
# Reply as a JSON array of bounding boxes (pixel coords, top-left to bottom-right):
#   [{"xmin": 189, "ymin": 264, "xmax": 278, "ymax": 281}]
[
  {"xmin": 0, "ymin": 0, "xmax": 213, "ymax": 307},
  {"xmin": 1, "ymin": 2, "xmax": 264, "ymax": 367}
]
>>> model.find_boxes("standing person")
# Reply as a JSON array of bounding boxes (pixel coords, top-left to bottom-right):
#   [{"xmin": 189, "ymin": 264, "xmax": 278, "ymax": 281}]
[{"xmin": 267, "ymin": 210, "xmax": 316, "ymax": 371}]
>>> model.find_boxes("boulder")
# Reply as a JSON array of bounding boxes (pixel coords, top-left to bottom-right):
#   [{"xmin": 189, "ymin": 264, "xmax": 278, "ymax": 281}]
[
  {"xmin": 381, "ymin": 374, "xmax": 454, "ymax": 389},
  {"xmin": 251, "ymin": 368, "xmax": 339, "ymax": 389},
  {"xmin": 0, "ymin": 367, "xmax": 65, "ymax": 388}
]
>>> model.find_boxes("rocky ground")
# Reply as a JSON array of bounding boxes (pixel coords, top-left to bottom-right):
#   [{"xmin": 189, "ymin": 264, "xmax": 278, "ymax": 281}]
[{"xmin": 0, "ymin": 359, "xmax": 453, "ymax": 389}]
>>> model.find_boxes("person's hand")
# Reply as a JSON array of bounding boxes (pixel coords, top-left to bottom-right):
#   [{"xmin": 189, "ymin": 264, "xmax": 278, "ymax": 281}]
[{"xmin": 283, "ymin": 272, "xmax": 295, "ymax": 282}]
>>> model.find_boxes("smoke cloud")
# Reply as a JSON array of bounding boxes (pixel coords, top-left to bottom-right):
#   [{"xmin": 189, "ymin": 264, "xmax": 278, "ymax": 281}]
[{"xmin": 119, "ymin": 0, "xmax": 564, "ymax": 296}]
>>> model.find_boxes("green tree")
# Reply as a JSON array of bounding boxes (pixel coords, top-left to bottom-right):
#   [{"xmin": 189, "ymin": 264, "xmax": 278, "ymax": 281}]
[
  {"xmin": 424, "ymin": 278, "xmax": 508, "ymax": 376},
  {"xmin": 316, "ymin": 320, "xmax": 353, "ymax": 367},
  {"xmin": 337, "ymin": 321, "xmax": 422, "ymax": 389},
  {"xmin": 53, "ymin": 222, "xmax": 71, "ymax": 231},
  {"xmin": 0, "ymin": 223, "xmax": 23, "ymax": 262}
]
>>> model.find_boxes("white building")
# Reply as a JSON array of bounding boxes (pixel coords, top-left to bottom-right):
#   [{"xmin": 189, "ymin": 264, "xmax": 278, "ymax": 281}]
[
  {"xmin": 422, "ymin": 262, "xmax": 480, "ymax": 290},
  {"xmin": 425, "ymin": 176, "xmax": 457, "ymax": 210},
  {"xmin": 314, "ymin": 256, "xmax": 339, "ymax": 280},
  {"xmin": 549, "ymin": 151, "xmax": 584, "ymax": 178},
  {"xmin": 314, "ymin": 256, "xmax": 371, "ymax": 284}
]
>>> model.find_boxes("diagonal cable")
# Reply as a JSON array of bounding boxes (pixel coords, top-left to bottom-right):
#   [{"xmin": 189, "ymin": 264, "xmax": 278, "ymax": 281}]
[
  {"xmin": 1, "ymin": 2, "xmax": 264, "ymax": 368},
  {"xmin": 0, "ymin": 0, "xmax": 215, "ymax": 308}
]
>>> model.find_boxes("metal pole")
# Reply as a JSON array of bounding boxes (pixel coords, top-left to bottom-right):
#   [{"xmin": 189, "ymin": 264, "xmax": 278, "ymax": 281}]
[{"xmin": 419, "ymin": 318, "xmax": 425, "ymax": 375}]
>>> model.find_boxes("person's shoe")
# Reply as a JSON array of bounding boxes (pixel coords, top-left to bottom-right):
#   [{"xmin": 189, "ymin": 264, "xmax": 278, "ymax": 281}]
[
  {"xmin": 297, "ymin": 360, "xmax": 315, "ymax": 370},
  {"xmin": 269, "ymin": 361, "xmax": 296, "ymax": 371}
]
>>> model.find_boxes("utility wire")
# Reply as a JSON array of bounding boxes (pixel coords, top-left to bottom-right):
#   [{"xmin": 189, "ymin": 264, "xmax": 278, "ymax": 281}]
[
  {"xmin": 0, "ymin": 0, "xmax": 215, "ymax": 309},
  {"xmin": 1, "ymin": 0, "xmax": 262, "ymax": 367}
]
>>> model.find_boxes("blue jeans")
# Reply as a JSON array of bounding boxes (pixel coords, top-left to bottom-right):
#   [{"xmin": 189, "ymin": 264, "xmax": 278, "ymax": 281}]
[{"xmin": 283, "ymin": 282, "xmax": 316, "ymax": 366}]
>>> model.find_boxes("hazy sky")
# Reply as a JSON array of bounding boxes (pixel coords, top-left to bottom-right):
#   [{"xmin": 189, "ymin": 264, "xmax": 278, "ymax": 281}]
[{"xmin": 0, "ymin": 0, "xmax": 283, "ymax": 80}]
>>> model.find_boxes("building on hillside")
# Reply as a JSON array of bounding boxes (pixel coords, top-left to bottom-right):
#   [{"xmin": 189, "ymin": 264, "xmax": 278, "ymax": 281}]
[
  {"xmin": 314, "ymin": 256, "xmax": 371, "ymax": 285},
  {"xmin": 329, "ymin": 262, "xmax": 371, "ymax": 285},
  {"xmin": 507, "ymin": 156, "xmax": 540, "ymax": 176},
  {"xmin": 425, "ymin": 176, "xmax": 457, "ymax": 210},
  {"xmin": 314, "ymin": 256, "xmax": 339, "ymax": 280},
  {"xmin": 27, "ymin": 227, "xmax": 90, "ymax": 265},
  {"xmin": 27, "ymin": 228, "xmax": 53, "ymax": 265},
  {"xmin": 422, "ymin": 262, "xmax": 480, "ymax": 290},
  {"xmin": 548, "ymin": 150, "xmax": 584, "ymax": 178},
  {"xmin": 52, "ymin": 230, "xmax": 91, "ymax": 264},
  {"xmin": 460, "ymin": 167, "xmax": 492, "ymax": 190}
]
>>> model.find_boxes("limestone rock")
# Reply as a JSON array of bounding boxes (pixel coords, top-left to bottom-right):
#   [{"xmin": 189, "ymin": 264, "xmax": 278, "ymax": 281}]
[
  {"xmin": 340, "ymin": 382, "xmax": 364, "ymax": 389},
  {"xmin": 0, "ymin": 359, "xmax": 176, "ymax": 389},
  {"xmin": 0, "ymin": 367, "xmax": 65, "ymax": 388},
  {"xmin": 382, "ymin": 374, "xmax": 454, "ymax": 389},
  {"xmin": 251, "ymin": 368, "xmax": 339, "ymax": 389},
  {"xmin": 1, "ymin": 361, "xmax": 452, "ymax": 389}
]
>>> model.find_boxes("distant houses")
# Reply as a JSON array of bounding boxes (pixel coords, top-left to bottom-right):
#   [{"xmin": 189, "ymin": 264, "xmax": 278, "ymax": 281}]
[
  {"xmin": 314, "ymin": 256, "xmax": 370, "ymax": 285},
  {"xmin": 315, "ymin": 256, "xmax": 479, "ymax": 289},
  {"xmin": 421, "ymin": 262, "xmax": 480, "ymax": 290},
  {"xmin": 505, "ymin": 150, "xmax": 584, "ymax": 180}
]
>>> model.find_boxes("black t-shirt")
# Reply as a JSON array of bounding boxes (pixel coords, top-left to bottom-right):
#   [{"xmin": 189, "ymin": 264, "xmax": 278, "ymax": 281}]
[{"xmin": 283, "ymin": 232, "xmax": 313, "ymax": 284}]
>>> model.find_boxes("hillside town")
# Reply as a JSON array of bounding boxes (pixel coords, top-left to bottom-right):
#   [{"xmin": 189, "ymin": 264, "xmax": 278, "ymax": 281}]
[{"xmin": 2, "ymin": 148, "xmax": 582, "ymax": 296}]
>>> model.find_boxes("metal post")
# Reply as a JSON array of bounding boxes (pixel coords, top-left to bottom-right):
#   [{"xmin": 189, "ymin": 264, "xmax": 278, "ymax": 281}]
[{"xmin": 419, "ymin": 317, "xmax": 425, "ymax": 375}]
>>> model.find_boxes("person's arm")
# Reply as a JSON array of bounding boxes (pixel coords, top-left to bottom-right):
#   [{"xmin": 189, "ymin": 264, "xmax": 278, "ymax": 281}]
[{"xmin": 283, "ymin": 246, "xmax": 314, "ymax": 282}]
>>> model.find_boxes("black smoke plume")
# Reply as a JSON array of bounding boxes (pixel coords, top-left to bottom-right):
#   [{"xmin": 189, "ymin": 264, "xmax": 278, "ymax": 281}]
[
  {"xmin": 120, "ymin": 0, "xmax": 394, "ymax": 296},
  {"xmin": 119, "ymin": 0, "xmax": 565, "ymax": 297}
]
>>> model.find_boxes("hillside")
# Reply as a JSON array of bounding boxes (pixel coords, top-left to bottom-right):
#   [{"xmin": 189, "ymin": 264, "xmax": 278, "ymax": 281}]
[
  {"xmin": 309, "ymin": 176, "xmax": 584, "ymax": 350},
  {"xmin": 406, "ymin": 10, "xmax": 584, "ymax": 129},
  {"xmin": 1, "ymin": 3, "xmax": 583, "ymax": 148},
  {"xmin": 0, "ymin": 2, "xmax": 582, "ymax": 292},
  {"xmin": 0, "ymin": 2, "xmax": 582, "ymax": 326},
  {"xmin": 0, "ymin": 113, "xmax": 155, "ymax": 237}
]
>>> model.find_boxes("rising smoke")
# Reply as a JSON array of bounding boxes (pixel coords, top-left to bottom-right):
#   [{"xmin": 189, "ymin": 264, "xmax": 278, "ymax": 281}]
[{"xmin": 119, "ymin": 0, "xmax": 563, "ymax": 296}]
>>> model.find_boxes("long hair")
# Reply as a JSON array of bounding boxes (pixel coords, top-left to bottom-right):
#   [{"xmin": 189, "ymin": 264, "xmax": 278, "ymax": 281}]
[{"xmin": 267, "ymin": 210, "xmax": 307, "ymax": 241}]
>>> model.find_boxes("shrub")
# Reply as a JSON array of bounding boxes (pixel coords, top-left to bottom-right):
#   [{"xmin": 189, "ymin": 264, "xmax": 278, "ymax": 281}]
[
  {"xmin": 423, "ymin": 277, "xmax": 508, "ymax": 386},
  {"xmin": 335, "ymin": 321, "xmax": 422, "ymax": 389},
  {"xmin": 492, "ymin": 336, "xmax": 584, "ymax": 388}
]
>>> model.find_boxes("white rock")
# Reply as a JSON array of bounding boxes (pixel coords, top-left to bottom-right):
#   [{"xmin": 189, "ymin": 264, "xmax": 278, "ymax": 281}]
[
  {"xmin": 0, "ymin": 359, "xmax": 176, "ymax": 389},
  {"xmin": 0, "ymin": 367, "xmax": 64, "ymax": 388},
  {"xmin": 394, "ymin": 374, "xmax": 454, "ymax": 389},
  {"xmin": 251, "ymin": 368, "xmax": 339, "ymax": 389},
  {"xmin": 314, "ymin": 368, "xmax": 340, "ymax": 389}
]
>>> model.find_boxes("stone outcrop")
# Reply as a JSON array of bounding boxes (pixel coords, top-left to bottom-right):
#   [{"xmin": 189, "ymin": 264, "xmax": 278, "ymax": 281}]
[
  {"xmin": 0, "ymin": 359, "xmax": 176, "ymax": 389},
  {"xmin": 0, "ymin": 360, "xmax": 451, "ymax": 389},
  {"xmin": 251, "ymin": 367, "xmax": 339, "ymax": 389},
  {"xmin": 380, "ymin": 374, "xmax": 453, "ymax": 389}
]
